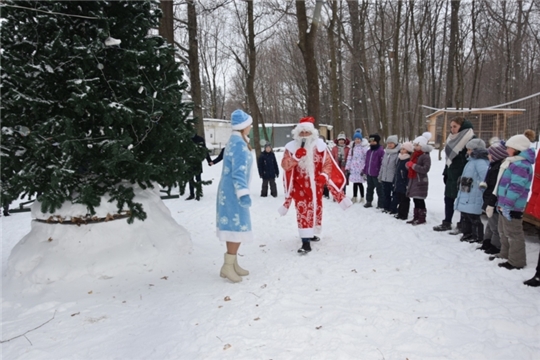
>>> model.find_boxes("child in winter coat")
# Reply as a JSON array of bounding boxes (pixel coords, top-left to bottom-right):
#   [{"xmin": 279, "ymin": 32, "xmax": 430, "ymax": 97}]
[
  {"xmin": 454, "ymin": 139, "xmax": 489, "ymax": 243},
  {"xmin": 490, "ymin": 130, "xmax": 536, "ymax": 270},
  {"xmin": 332, "ymin": 132, "xmax": 350, "ymax": 195},
  {"xmin": 345, "ymin": 129, "xmax": 367, "ymax": 203},
  {"xmin": 378, "ymin": 135, "xmax": 401, "ymax": 214},
  {"xmin": 406, "ymin": 132, "xmax": 432, "ymax": 225},
  {"xmin": 477, "ymin": 140, "xmax": 508, "ymax": 254},
  {"xmin": 363, "ymin": 134, "xmax": 385, "ymax": 208},
  {"xmin": 394, "ymin": 142, "xmax": 413, "ymax": 220},
  {"xmin": 258, "ymin": 144, "xmax": 279, "ymax": 197}
]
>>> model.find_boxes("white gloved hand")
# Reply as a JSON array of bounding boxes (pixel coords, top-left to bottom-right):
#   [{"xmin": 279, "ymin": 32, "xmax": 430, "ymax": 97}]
[
  {"xmin": 339, "ymin": 197, "xmax": 353, "ymax": 210},
  {"xmin": 485, "ymin": 205, "xmax": 494, "ymax": 218},
  {"xmin": 278, "ymin": 205, "xmax": 289, "ymax": 216}
]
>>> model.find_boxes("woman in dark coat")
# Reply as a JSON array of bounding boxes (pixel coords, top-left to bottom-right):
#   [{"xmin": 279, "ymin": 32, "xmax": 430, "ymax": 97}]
[
  {"xmin": 433, "ymin": 117, "xmax": 475, "ymax": 231},
  {"xmin": 258, "ymin": 144, "xmax": 279, "ymax": 197}
]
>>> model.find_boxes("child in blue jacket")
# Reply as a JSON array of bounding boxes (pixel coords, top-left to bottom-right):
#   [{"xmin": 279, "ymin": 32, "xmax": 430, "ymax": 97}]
[{"xmin": 454, "ymin": 139, "xmax": 489, "ymax": 243}]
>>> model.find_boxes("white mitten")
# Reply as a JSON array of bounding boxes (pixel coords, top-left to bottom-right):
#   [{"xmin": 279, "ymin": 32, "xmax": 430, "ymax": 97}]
[
  {"xmin": 278, "ymin": 205, "xmax": 289, "ymax": 216},
  {"xmin": 339, "ymin": 197, "xmax": 353, "ymax": 210},
  {"xmin": 485, "ymin": 206, "xmax": 494, "ymax": 218}
]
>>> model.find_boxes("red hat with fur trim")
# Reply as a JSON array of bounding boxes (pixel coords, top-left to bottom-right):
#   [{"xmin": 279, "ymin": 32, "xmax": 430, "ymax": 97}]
[{"xmin": 297, "ymin": 116, "xmax": 315, "ymax": 131}]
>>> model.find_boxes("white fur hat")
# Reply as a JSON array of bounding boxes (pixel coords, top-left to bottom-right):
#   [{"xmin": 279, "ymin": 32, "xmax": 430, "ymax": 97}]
[
  {"xmin": 506, "ymin": 134, "xmax": 531, "ymax": 152},
  {"xmin": 413, "ymin": 132, "xmax": 432, "ymax": 146}
]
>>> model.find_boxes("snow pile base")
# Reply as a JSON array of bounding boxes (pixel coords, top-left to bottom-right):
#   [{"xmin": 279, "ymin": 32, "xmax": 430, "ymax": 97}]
[{"xmin": 4, "ymin": 185, "xmax": 192, "ymax": 288}]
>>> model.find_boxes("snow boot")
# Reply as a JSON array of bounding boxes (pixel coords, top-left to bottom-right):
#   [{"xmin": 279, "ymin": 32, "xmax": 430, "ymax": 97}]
[
  {"xmin": 298, "ymin": 240, "xmax": 312, "ymax": 254},
  {"xmin": 477, "ymin": 239, "xmax": 491, "ymax": 251},
  {"xmin": 406, "ymin": 208, "xmax": 419, "ymax": 224},
  {"xmin": 363, "ymin": 202, "xmax": 372, "ymax": 208},
  {"xmin": 351, "ymin": 197, "xmax": 358, "ymax": 203},
  {"xmin": 524, "ymin": 274, "xmax": 540, "ymax": 287},
  {"xmin": 412, "ymin": 208, "xmax": 426, "ymax": 225},
  {"xmin": 311, "ymin": 236, "xmax": 320, "ymax": 242},
  {"xmin": 234, "ymin": 256, "xmax": 249, "ymax": 276},
  {"xmin": 498, "ymin": 261, "xmax": 523, "ymax": 270},
  {"xmin": 359, "ymin": 197, "xmax": 365, "ymax": 204},
  {"xmin": 484, "ymin": 245, "xmax": 500, "ymax": 255},
  {"xmin": 220, "ymin": 253, "xmax": 242, "ymax": 282},
  {"xmin": 460, "ymin": 234, "xmax": 474, "ymax": 242},
  {"xmin": 449, "ymin": 222, "xmax": 462, "ymax": 235},
  {"xmin": 433, "ymin": 221, "xmax": 452, "ymax": 231}
]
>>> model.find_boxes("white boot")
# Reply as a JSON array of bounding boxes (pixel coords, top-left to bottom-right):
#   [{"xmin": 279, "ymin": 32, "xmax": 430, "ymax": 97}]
[
  {"xmin": 234, "ymin": 257, "xmax": 249, "ymax": 276},
  {"xmin": 351, "ymin": 197, "xmax": 358, "ymax": 203},
  {"xmin": 360, "ymin": 197, "xmax": 365, "ymax": 203},
  {"xmin": 220, "ymin": 253, "xmax": 242, "ymax": 283}
]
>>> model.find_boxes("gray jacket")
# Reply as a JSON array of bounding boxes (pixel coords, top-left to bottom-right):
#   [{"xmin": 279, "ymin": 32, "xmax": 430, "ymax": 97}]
[{"xmin": 378, "ymin": 144, "xmax": 401, "ymax": 183}]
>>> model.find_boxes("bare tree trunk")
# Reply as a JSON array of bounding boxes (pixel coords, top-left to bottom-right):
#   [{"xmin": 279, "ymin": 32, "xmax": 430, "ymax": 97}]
[
  {"xmin": 445, "ymin": 0, "xmax": 460, "ymax": 109},
  {"xmin": 187, "ymin": 0, "xmax": 204, "ymax": 136},
  {"xmin": 327, "ymin": 0, "xmax": 341, "ymax": 133},
  {"xmin": 389, "ymin": 1, "xmax": 402, "ymax": 136},
  {"xmin": 346, "ymin": 1, "xmax": 369, "ymax": 133},
  {"xmin": 246, "ymin": 0, "xmax": 264, "ymax": 158},
  {"xmin": 159, "ymin": 0, "xmax": 174, "ymax": 44},
  {"xmin": 469, "ymin": 0, "xmax": 482, "ymax": 107},
  {"xmin": 296, "ymin": 0, "xmax": 323, "ymax": 125}
]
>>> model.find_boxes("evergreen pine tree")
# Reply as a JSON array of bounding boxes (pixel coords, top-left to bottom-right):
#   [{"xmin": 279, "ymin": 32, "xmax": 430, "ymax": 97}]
[{"xmin": 1, "ymin": 0, "xmax": 206, "ymax": 222}]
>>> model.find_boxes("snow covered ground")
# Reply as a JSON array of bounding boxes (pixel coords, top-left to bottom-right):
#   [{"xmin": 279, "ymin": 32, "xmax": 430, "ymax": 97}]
[{"xmin": 2, "ymin": 147, "xmax": 540, "ymax": 360}]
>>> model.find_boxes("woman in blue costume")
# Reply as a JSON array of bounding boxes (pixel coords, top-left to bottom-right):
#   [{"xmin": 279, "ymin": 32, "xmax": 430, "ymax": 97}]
[{"xmin": 216, "ymin": 109, "xmax": 253, "ymax": 283}]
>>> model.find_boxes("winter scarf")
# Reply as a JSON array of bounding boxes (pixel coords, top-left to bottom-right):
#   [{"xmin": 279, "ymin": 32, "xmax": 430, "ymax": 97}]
[
  {"xmin": 408, "ymin": 150, "xmax": 423, "ymax": 179},
  {"xmin": 445, "ymin": 128, "xmax": 475, "ymax": 167},
  {"xmin": 398, "ymin": 153, "xmax": 411, "ymax": 161}
]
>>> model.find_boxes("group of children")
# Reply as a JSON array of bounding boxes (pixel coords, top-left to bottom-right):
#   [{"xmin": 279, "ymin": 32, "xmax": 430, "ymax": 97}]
[
  {"xmin": 335, "ymin": 129, "xmax": 434, "ymax": 226},
  {"xmin": 333, "ymin": 124, "xmax": 539, "ymax": 287}
]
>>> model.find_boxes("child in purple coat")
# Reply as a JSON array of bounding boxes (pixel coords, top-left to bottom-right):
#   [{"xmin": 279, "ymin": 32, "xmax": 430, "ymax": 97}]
[{"xmin": 363, "ymin": 134, "xmax": 385, "ymax": 208}]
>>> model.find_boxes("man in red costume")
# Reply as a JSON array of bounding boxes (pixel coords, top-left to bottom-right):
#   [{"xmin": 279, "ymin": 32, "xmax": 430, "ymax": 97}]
[{"xmin": 279, "ymin": 116, "xmax": 352, "ymax": 254}]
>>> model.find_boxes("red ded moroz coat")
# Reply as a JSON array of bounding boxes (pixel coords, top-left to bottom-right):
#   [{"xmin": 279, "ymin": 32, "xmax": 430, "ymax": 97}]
[
  {"xmin": 525, "ymin": 153, "xmax": 540, "ymax": 221},
  {"xmin": 281, "ymin": 138, "xmax": 347, "ymax": 238}
]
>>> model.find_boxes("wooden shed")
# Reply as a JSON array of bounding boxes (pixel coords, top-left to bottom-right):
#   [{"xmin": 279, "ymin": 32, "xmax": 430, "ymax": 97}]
[{"xmin": 425, "ymin": 108, "xmax": 526, "ymax": 149}]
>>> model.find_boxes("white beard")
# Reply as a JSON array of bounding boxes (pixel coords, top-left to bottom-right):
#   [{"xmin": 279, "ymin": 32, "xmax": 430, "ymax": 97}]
[{"xmin": 297, "ymin": 137, "xmax": 316, "ymax": 178}]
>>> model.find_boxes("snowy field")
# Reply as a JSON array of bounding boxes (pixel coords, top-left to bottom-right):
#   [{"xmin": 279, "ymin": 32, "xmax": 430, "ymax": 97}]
[{"xmin": 2, "ymin": 147, "xmax": 540, "ymax": 360}]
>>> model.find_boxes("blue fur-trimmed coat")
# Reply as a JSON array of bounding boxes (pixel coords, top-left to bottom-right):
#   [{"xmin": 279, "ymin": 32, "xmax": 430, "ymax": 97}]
[
  {"xmin": 216, "ymin": 132, "xmax": 253, "ymax": 243},
  {"xmin": 454, "ymin": 148, "xmax": 489, "ymax": 215}
]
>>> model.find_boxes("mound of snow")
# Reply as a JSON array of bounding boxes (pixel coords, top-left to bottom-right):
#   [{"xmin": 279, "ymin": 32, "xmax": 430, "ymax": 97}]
[{"xmin": 4, "ymin": 185, "xmax": 192, "ymax": 288}]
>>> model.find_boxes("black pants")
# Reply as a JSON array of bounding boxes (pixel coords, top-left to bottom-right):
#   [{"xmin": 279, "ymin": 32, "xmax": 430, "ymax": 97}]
[
  {"xmin": 261, "ymin": 178, "xmax": 277, "ymax": 197},
  {"xmin": 444, "ymin": 196, "xmax": 456, "ymax": 223},
  {"xmin": 188, "ymin": 173, "xmax": 202, "ymax": 197},
  {"xmin": 413, "ymin": 198, "xmax": 426, "ymax": 209},
  {"xmin": 366, "ymin": 175, "xmax": 383, "ymax": 207},
  {"xmin": 460, "ymin": 212, "xmax": 484, "ymax": 241},
  {"xmin": 352, "ymin": 183, "xmax": 365, "ymax": 198},
  {"xmin": 396, "ymin": 191, "xmax": 410, "ymax": 218}
]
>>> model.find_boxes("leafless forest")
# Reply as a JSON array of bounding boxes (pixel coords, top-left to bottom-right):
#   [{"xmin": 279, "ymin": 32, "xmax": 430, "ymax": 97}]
[{"xmin": 161, "ymin": 0, "xmax": 540, "ymax": 147}]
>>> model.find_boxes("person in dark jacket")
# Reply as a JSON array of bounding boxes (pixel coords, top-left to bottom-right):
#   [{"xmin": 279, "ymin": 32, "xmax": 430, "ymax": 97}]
[
  {"xmin": 258, "ymin": 144, "xmax": 279, "ymax": 197},
  {"xmin": 477, "ymin": 140, "xmax": 508, "ymax": 254},
  {"xmin": 210, "ymin": 148, "xmax": 225, "ymax": 166},
  {"xmin": 187, "ymin": 134, "xmax": 212, "ymax": 200},
  {"xmin": 394, "ymin": 141, "xmax": 413, "ymax": 220},
  {"xmin": 433, "ymin": 117, "xmax": 475, "ymax": 231},
  {"xmin": 363, "ymin": 134, "xmax": 385, "ymax": 208}
]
